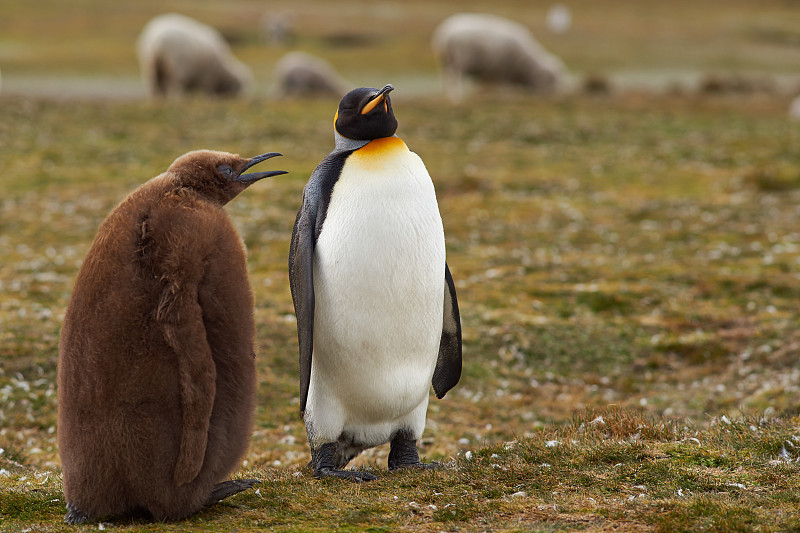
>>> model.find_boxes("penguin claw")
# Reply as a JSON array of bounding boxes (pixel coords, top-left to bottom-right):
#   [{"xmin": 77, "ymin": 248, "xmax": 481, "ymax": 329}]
[
  {"xmin": 315, "ymin": 467, "xmax": 378, "ymax": 482},
  {"xmin": 64, "ymin": 502, "xmax": 91, "ymax": 524}
]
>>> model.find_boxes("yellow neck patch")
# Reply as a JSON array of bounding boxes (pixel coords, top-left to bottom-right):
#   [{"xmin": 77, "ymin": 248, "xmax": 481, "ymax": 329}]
[
  {"xmin": 348, "ymin": 136, "xmax": 408, "ymax": 170},
  {"xmin": 357, "ymin": 136, "xmax": 407, "ymax": 155}
]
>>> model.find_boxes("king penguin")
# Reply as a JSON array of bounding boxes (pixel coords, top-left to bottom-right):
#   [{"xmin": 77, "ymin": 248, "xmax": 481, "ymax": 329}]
[
  {"xmin": 58, "ymin": 150, "xmax": 286, "ymax": 523},
  {"xmin": 289, "ymin": 84, "xmax": 462, "ymax": 482}
]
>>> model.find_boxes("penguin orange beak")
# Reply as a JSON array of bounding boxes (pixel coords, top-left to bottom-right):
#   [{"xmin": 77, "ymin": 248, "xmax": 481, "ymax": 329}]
[
  {"xmin": 237, "ymin": 152, "xmax": 288, "ymax": 183},
  {"xmin": 360, "ymin": 84, "xmax": 394, "ymax": 115}
]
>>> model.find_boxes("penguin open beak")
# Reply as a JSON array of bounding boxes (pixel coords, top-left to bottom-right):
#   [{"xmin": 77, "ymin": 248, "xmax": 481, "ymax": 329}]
[
  {"xmin": 237, "ymin": 152, "xmax": 288, "ymax": 183},
  {"xmin": 360, "ymin": 84, "xmax": 394, "ymax": 115}
]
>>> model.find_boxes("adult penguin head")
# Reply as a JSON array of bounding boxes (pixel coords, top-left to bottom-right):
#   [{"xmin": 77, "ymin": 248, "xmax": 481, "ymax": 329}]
[{"xmin": 334, "ymin": 84, "xmax": 398, "ymax": 141}]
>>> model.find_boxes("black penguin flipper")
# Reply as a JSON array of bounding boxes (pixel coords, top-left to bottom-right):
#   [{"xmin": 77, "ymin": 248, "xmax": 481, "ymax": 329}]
[
  {"xmin": 289, "ymin": 205, "xmax": 316, "ymax": 419},
  {"xmin": 432, "ymin": 262, "xmax": 462, "ymax": 399},
  {"xmin": 290, "ymin": 150, "xmax": 352, "ymax": 417}
]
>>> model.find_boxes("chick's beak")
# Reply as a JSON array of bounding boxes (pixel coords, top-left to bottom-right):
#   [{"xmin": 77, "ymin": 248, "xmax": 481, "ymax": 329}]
[
  {"xmin": 360, "ymin": 84, "xmax": 394, "ymax": 115},
  {"xmin": 237, "ymin": 152, "xmax": 288, "ymax": 183}
]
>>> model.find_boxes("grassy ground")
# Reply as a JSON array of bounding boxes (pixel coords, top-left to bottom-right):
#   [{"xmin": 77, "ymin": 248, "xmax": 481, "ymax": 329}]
[{"xmin": 2, "ymin": 0, "xmax": 800, "ymax": 531}]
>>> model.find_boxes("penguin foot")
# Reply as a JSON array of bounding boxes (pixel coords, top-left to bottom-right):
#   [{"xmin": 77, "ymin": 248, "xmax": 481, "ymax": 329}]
[
  {"xmin": 64, "ymin": 502, "xmax": 91, "ymax": 524},
  {"xmin": 205, "ymin": 479, "xmax": 261, "ymax": 507},
  {"xmin": 315, "ymin": 467, "xmax": 378, "ymax": 482},
  {"xmin": 312, "ymin": 442, "xmax": 378, "ymax": 482},
  {"xmin": 388, "ymin": 431, "xmax": 435, "ymax": 471}
]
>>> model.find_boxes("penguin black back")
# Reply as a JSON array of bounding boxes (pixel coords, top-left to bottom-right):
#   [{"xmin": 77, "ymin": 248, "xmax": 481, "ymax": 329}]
[
  {"xmin": 334, "ymin": 84, "xmax": 397, "ymax": 140},
  {"xmin": 58, "ymin": 149, "xmax": 285, "ymax": 524}
]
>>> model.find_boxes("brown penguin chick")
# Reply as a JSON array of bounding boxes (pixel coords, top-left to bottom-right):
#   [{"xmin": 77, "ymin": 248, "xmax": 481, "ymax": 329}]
[{"xmin": 57, "ymin": 150, "xmax": 286, "ymax": 524}]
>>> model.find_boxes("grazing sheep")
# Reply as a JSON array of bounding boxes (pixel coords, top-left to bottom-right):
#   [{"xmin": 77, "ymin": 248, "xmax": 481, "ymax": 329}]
[
  {"xmin": 136, "ymin": 13, "xmax": 253, "ymax": 98},
  {"xmin": 432, "ymin": 13, "xmax": 566, "ymax": 101},
  {"xmin": 790, "ymin": 95, "xmax": 800, "ymax": 121},
  {"xmin": 272, "ymin": 51, "xmax": 347, "ymax": 99}
]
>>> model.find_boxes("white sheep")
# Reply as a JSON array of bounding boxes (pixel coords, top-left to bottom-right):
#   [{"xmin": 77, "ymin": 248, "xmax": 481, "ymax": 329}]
[
  {"xmin": 431, "ymin": 13, "xmax": 566, "ymax": 101},
  {"xmin": 136, "ymin": 13, "xmax": 253, "ymax": 98},
  {"xmin": 272, "ymin": 51, "xmax": 347, "ymax": 99},
  {"xmin": 789, "ymin": 95, "xmax": 800, "ymax": 121}
]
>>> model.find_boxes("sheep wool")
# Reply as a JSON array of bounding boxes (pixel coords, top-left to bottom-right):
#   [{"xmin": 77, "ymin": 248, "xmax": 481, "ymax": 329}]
[
  {"xmin": 432, "ymin": 12, "xmax": 567, "ymax": 101},
  {"xmin": 136, "ymin": 13, "xmax": 253, "ymax": 98},
  {"xmin": 273, "ymin": 51, "xmax": 347, "ymax": 99},
  {"xmin": 790, "ymin": 95, "xmax": 800, "ymax": 121}
]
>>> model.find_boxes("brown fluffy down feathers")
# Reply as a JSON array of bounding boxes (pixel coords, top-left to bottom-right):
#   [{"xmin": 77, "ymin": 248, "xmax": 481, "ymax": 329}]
[{"xmin": 57, "ymin": 150, "xmax": 262, "ymax": 521}]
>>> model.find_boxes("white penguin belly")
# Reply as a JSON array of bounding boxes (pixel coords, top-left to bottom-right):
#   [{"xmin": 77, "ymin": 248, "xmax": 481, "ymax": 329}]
[{"xmin": 309, "ymin": 142, "xmax": 445, "ymax": 445}]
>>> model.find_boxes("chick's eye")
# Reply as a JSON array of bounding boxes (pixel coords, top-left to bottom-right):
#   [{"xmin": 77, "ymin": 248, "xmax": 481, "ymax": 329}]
[{"xmin": 217, "ymin": 164, "xmax": 235, "ymax": 178}]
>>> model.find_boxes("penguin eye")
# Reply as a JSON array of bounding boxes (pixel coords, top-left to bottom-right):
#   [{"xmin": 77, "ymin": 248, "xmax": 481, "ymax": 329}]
[{"xmin": 217, "ymin": 164, "xmax": 236, "ymax": 179}]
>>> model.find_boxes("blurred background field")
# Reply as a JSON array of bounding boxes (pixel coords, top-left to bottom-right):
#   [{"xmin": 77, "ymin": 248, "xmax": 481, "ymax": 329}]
[
  {"xmin": 2, "ymin": 0, "xmax": 800, "ymax": 531},
  {"xmin": 3, "ymin": 0, "xmax": 800, "ymax": 96}
]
